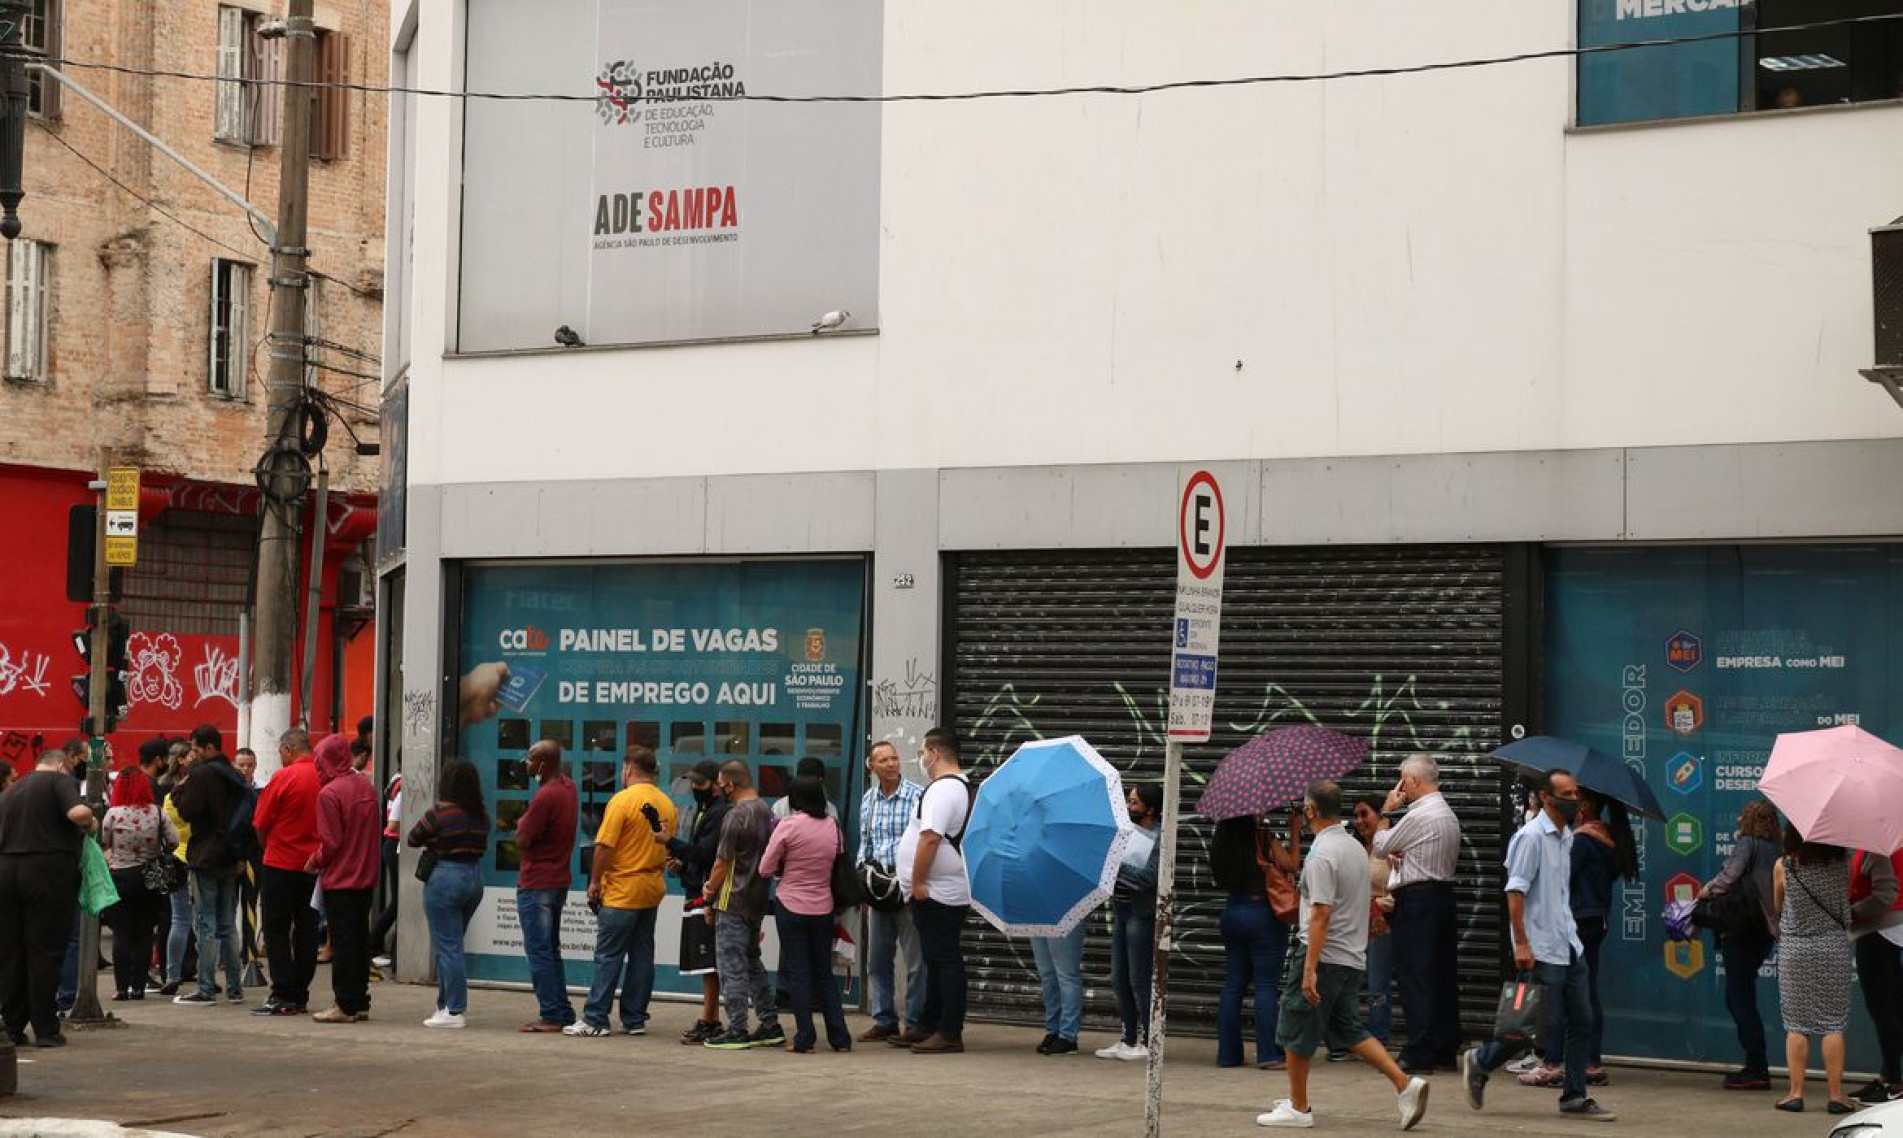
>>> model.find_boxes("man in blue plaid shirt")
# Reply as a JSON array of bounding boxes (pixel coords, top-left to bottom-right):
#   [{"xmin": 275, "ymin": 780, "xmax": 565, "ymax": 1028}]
[{"xmin": 857, "ymin": 740, "xmax": 924, "ymax": 1042}]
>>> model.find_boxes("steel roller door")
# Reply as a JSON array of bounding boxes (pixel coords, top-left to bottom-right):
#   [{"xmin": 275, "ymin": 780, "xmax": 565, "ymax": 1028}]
[{"xmin": 946, "ymin": 545, "xmax": 1515, "ymax": 1038}]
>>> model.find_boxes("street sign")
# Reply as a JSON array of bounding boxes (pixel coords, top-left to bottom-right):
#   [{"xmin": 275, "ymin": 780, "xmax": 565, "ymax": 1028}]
[
  {"xmin": 104, "ymin": 510, "xmax": 137, "ymax": 537},
  {"xmin": 104, "ymin": 536, "xmax": 137, "ymax": 566},
  {"xmin": 1166, "ymin": 469, "xmax": 1226, "ymax": 743},
  {"xmin": 104, "ymin": 467, "xmax": 140, "ymax": 512}
]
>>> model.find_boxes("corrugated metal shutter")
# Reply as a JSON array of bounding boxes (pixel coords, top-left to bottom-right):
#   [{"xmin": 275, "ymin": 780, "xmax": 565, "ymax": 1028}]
[{"xmin": 947, "ymin": 545, "xmax": 1512, "ymax": 1038}]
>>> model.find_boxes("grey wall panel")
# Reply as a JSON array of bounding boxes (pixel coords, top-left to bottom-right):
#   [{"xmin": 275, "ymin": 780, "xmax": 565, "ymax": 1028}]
[
  {"xmin": 1260, "ymin": 450, "xmax": 1628, "ymax": 545},
  {"xmin": 869, "ymin": 468, "xmax": 942, "ymax": 749},
  {"xmin": 1626, "ymin": 440, "xmax": 1903, "ymax": 540},
  {"xmin": 704, "ymin": 472, "xmax": 876, "ymax": 553}
]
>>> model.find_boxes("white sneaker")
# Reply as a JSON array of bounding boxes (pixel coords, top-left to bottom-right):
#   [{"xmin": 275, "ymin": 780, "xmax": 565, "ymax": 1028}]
[
  {"xmin": 371, "ymin": 955, "xmax": 392, "ymax": 969},
  {"xmin": 1398, "ymin": 1076, "xmax": 1430, "ymax": 1130},
  {"xmin": 1505, "ymin": 1054, "xmax": 1540, "ymax": 1074},
  {"xmin": 1115, "ymin": 1042, "xmax": 1148, "ymax": 1061},
  {"xmin": 1255, "ymin": 1100, "xmax": 1314, "ymax": 1129},
  {"xmin": 1095, "ymin": 1042, "xmax": 1128, "ymax": 1059},
  {"xmin": 422, "ymin": 1009, "xmax": 465, "ymax": 1029}
]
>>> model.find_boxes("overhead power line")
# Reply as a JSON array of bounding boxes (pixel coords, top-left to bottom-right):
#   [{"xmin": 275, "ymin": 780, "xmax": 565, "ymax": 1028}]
[
  {"xmin": 33, "ymin": 121, "xmax": 254, "ymax": 259},
  {"xmin": 9, "ymin": 12, "xmax": 1902, "ymax": 106}
]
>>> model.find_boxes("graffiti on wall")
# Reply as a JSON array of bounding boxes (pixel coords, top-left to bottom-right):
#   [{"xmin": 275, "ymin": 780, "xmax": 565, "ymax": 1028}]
[
  {"xmin": 0, "ymin": 642, "xmax": 52, "ymax": 699},
  {"xmin": 126, "ymin": 633, "xmax": 185, "ymax": 710},
  {"xmin": 193, "ymin": 644, "xmax": 241, "ymax": 708}
]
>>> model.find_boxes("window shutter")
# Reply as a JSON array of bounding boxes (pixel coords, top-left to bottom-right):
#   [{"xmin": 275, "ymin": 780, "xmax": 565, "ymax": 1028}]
[
  {"xmin": 32, "ymin": 0, "xmax": 61, "ymax": 119},
  {"xmin": 25, "ymin": 243, "xmax": 46, "ymax": 379},
  {"xmin": 215, "ymin": 7, "xmax": 244, "ymax": 141},
  {"xmin": 7, "ymin": 240, "xmax": 31, "ymax": 378},
  {"xmin": 208, "ymin": 260, "xmax": 223, "ymax": 392},
  {"xmin": 311, "ymin": 32, "xmax": 348, "ymax": 160},
  {"xmin": 254, "ymin": 27, "xmax": 282, "ymax": 147},
  {"xmin": 230, "ymin": 265, "xmax": 249, "ymax": 397}
]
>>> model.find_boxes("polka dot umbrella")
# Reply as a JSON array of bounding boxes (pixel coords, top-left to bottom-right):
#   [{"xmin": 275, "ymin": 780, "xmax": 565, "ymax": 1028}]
[{"xmin": 1194, "ymin": 725, "xmax": 1371, "ymax": 820}]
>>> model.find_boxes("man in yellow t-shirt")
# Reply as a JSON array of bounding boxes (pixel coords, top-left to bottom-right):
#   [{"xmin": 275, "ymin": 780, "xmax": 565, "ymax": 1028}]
[{"xmin": 563, "ymin": 744, "xmax": 677, "ymax": 1037}]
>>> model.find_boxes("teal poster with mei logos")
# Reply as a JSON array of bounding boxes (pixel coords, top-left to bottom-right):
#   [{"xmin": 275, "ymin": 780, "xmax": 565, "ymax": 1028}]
[
  {"xmin": 1546, "ymin": 545, "xmax": 1903, "ymax": 1067},
  {"xmin": 453, "ymin": 558, "xmax": 867, "ymax": 994}
]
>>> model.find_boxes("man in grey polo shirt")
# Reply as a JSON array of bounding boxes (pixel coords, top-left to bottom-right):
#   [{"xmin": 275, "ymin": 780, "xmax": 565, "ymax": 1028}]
[{"xmin": 1257, "ymin": 780, "xmax": 1429, "ymax": 1131}]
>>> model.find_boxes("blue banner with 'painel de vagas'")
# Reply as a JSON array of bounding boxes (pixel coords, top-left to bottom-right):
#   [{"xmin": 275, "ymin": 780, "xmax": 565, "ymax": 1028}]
[
  {"xmin": 453, "ymin": 558, "xmax": 867, "ymax": 994},
  {"xmin": 1578, "ymin": 0, "xmax": 1741, "ymax": 126},
  {"xmin": 1545, "ymin": 545, "xmax": 1903, "ymax": 1067}
]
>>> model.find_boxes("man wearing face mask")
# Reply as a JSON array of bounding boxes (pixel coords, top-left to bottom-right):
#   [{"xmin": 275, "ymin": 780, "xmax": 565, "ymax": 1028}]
[
  {"xmin": 1372, "ymin": 754, "xmax": 1462, "ymax": 1075},
  {"xmin": 892, "ymin": 727, "xmax": 974, "ymax": 1055},
  {"xmin": 1255, "ymin": 781, "xmax": 1429, "ymax": 1130},
  {"xmin": 513, "ymin": 740, "xmax": 578, "ymax": 1033},
  {"xmin": 1460, "ymin": 771, "xmax": 1616, "ymax": 1122},
  {"xmin": 667, "ymin": 759, "xmax": 730, "ymax": 1044}
]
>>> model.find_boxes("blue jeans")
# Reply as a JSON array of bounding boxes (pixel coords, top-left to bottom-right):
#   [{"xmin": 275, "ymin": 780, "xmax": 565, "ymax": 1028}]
[
  {"xmin": 1365, "ymin": 929, "xmax": 1395, "ymax": 1044},
  {"xmin": 1217, "ymin": 896, "xmax": 1287, "ymax": 1066},
  {"xmin": 56, "ymin": 914, "xmax": 78, "ymax": 1008},
  {"xmin": 1476, "ymin": 951, "xmax": 1593, "ymax": 1104},
  {"xmin": 167, "ymin": 887, "xmax": 195, "ymax": 983},
  {"xmin": 1111, "ymin": 902, "xmax": 1156, "ymax": 1046},
  {"xmin": 865, "ymin": 903, "xmax": 925, "ymax": 1030},
  {"xmin": 190, "ymin": 870, "xmax": 243, "ymax": 999},
  {"xmin": 1031, "ymin": 922, "xmax": 1088, "ymax": 1042},
  {"xmin": 581, "ymin": 904, "xmax": 658, "ymax": 1030},
  {"xmin": 1721, "ymin": 931, "xmax": 1774, "ymax": 1072},
  {"xmin": 1545, "ymin": 916, "xmax": 1607, "ymax": 1068},
  {"xmin": 775, "ymin": 902, "xmax": 850, "ymax": 1050},
  {"xmin": 422, "ymin": 861, "xmax": 483, "ymax": 1015},
  {"xmin": 516, "ymin": 889, "xmax": 574, "ymax": 1025}
]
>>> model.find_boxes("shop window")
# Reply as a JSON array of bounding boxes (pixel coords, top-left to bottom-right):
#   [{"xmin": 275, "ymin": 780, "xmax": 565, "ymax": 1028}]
[
  {"xmin": 626, "ymin": 720, "xmax": 660, "ymax": 751},
  {"xmin": 760, "ymin": 722, "xmax": 796, "ymax": 756},
  {"xmin": 805, "ymin": 723, "xmax": 844, "ymax": 759},
  {"xmin": 496, "ymin": 718, "xmax": 529, "ymax": 750},
  {"xmin": 208, "ymin": 258, "xmax": 251, "ymax": 398},
  {"xmin": 1578, "ymin": 0, "xmax": 1903, "ymax": 126},
  {"xmin": 537, "ymin": 719, "xmax": 573, "ymax": 750},
  {"xmin": 215, "ymin": 5, "xmax": 281, "ymax": 145},
  {"xmin": 715, "ymin": 721, "xmax": 751, "ymax": 754},
  {"xmin": 22, "ymin": 0, "xmax": 60, "ymax": 119},
  {"xmin": 5, "ymin": 238, "xmax": 51, "ymax": 382},
  {"xmin": 670, "ymin": 721, "xmax": 707, "ymax": 756},
  {"xmin": 496, "ymin": 758, "xmax": 530, "ymax": 791},
  {"xmin": 581, "ymin": 719, "xmax": 617, "ymax": 752}
]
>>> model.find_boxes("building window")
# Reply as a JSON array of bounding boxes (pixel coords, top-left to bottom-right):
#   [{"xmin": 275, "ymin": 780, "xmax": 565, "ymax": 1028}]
[
  {"xmin": 22, "ymin": 0, "xmax": 61, "ymax": 119},
  {"xmin": 5, "ymin": 239, "xmax": 51, "ymax": 382},
  {"xmin": 1579, "ymin": 0, "xmax": 1903, "ymax": 127},
  {"xmin": 215, "ymin": 5, "xmax": 281, "ymax": 145},
  {"xmin": 209, "ymin": 259, "xmax": 252, "ymax": 398},
  {"xmin": 311, "ymin": 29, "xmax": 350, "ymax": 160}
]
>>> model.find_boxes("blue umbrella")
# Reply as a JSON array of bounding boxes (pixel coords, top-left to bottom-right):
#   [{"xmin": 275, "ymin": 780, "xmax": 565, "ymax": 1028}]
[
  {"xmin": 963, "ymin": 736, "xmax": 1135, "ymax": 937},
  {"xmin": 1491, "ymin": 735, "xmax": 1667, "ymax": 820}
]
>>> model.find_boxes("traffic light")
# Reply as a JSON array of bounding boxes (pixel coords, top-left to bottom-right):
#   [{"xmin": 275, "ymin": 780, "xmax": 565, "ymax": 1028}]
[
  {"xmin": 64, "ymin": 506, "xmax": 124, "ymax": 603},
  {"xmin": 71, "ymin": 605, "xmax": 130, "ymax": 734}
]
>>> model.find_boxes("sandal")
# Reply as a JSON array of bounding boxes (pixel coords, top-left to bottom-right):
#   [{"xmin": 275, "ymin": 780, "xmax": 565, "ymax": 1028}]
[
  {"xmin": 519, "ymin": 1020, "xmax": 566, "ymax": 1033},
  {"xmin": 1257, "ymin": 1059, "xmax": 1287, "ymax": 1071},
  {"xmin": 1829, "ymin": 1100, "xmax": 1858, "ymax": 1115},
  {"xmin": 1775, "ymin": 1098, "xmax": 1804, "ymax": 1113}
]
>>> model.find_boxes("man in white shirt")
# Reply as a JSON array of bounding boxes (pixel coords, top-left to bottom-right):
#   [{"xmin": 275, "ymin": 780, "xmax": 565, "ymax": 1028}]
[
  {"xmin": 1373, "ymin": 754, "xmax": 1463, "ymax": 1074},
  {"xmin": 891, "ymin": 727, "xmax": 972, "ymax": 1055}
]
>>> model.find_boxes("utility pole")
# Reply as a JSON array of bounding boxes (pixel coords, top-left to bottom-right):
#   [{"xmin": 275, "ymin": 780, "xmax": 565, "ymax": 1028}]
[
  {"xmin": 66, "ymin": 448, "xmax": 115, "ymax": 1028},
  {"xmin": 249, "ymin": 0, "xmax": 316, "ymax": 775}
]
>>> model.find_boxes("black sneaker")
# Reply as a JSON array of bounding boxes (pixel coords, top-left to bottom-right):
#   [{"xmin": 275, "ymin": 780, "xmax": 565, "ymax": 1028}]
[
  {"xmin": 1558, "ymin": 1097, "xmax": 1616, "ymax": 1121},
  {"xmin": 35, "ymin": 1033, "xmax": 67, "ymax": 1048},
  {"xmin": 703, "ymin": 1026, "xmax": 755, "ymax": 1051},
  {"xmin": 679, "ymin": 1019, "xmax": 721, "ymax": 1045},
  {"xmin": 746, "ymin": 1021, "xmax": 787, "ymax": 1049},
  {"xmin": 1326, "ymin": 1047, "xmax": 1353, "ymax": 1063},
  {"xmin": 1035, "ymin": 1032, "xmax": 1058, "ymax": 1054},
  {"xmin": 6, "ymin": 1029, "xmax": 27, "ymax": 1045},
  {"xmin": 173, "ymin": 992, "xmax": 218, "ymax": 1007},
  {"xmin": 157, "ymin": 981, "xmax": 181, "ymax": 997},
  {"xmin": 1044, "ymin": 1037, "xmax": 1078, "ymax": 1056},
  {"xmin": 226, "ymin": 988, "xmax": 244, "ymax": 1005},
  {"xmin": 1723, "ymin": 1068, "xmax": 1772, "ymax": 1091},
  {"xmin": 1461, "ymin": 1047, "xmax": 1487, "ymax": 1111},
  {"xmin": 1855, "ymin": 1078, "xmax": 1902, "ymax": 1104}
]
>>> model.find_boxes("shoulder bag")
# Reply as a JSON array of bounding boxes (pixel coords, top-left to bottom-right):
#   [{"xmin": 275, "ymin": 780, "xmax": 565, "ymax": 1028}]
[{"xmin": 1255, "ymin": 830, "xmax": 1299, "ymax": 924}]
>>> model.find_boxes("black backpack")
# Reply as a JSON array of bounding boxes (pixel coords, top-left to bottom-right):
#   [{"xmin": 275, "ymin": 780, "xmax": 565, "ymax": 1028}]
[
  {"xmin": 211, "ymin": 760, "xmax": 263, "ymax": 863},
  {"xmin": 915, "ymin": 774, "xmax": 978, "ymax": 853},
  {"xmin": 1694, "ymin": 867, "xmax": 1763, "ymax": 939}
]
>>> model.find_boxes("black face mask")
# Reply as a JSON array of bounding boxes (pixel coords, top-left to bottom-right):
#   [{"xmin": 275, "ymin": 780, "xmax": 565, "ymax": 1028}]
[
  {"xmin": 692, "ymin": 786, "xmax": 715, "ymax": 806},
  {"xmin": 1550, "ymin": 797, "xmax": 1580, "ymax": 823}
]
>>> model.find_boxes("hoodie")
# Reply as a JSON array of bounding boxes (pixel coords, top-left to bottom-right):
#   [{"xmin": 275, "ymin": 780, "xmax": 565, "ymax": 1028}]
[
  {"xmin": 171, "ymin": 755, "xmax": 245, "ymax": 872},
  {"xmin": 253, "ymin": 745, "xmax": 322, "ymax": 872},
  {"xmin": 311, "ymin": 734, "xmax": 381, "ymax": 892}
]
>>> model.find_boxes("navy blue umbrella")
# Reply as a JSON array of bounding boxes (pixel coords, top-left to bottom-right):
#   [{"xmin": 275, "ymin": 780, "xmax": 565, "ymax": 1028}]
[{"xmin": 1491, "ymin": 735, "xmax": 1666, "ymax": 821}]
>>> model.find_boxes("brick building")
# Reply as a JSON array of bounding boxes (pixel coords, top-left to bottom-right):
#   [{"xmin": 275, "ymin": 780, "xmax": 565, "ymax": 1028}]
[{"xmin": 0, "ymin": 0, "xmax": 386, "ymax": 771}]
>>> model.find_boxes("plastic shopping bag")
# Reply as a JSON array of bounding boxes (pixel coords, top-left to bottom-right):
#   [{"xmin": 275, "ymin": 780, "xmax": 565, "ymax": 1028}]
[
  {"xmin": 1491, "ymin": 973, "xmax": 1547, "ymax": 1051},
  {"xmin": 79, "ymin": 838, "xmax": 120, "ymax": 917}
]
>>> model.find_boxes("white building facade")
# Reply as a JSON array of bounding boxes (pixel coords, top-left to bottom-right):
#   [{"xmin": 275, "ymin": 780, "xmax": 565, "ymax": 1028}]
[{"xmin": 380, "ymin": 0, "xmax": 1903, "ymax": 1063}]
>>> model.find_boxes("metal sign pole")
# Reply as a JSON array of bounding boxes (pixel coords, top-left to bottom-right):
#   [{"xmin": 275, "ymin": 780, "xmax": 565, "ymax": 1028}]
[{"xmin": 1144, "ymin": 737, "xmax": 1184, "ymax": 1136}]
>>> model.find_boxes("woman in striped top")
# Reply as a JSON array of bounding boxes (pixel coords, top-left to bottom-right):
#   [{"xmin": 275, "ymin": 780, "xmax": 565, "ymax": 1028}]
[{"xmin": 408, "ymin": 758, "xmax": 491, "ymax": 1028}]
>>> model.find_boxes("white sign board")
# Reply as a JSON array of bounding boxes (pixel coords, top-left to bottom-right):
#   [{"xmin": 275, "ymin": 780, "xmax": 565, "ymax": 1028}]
[
  {"xmin": 104, "ymin": 510, "xmax": 138, "ymax": 538},
  {"xmin": 1167, "ymin": 469, "xmax": 1226, "ymax": 742}
]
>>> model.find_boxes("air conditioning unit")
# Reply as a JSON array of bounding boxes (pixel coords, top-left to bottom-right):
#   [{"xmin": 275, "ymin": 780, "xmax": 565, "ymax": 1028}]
[{"xmin": 1864, "ymin": 220, "xmax": 1903, "ymax": 408}]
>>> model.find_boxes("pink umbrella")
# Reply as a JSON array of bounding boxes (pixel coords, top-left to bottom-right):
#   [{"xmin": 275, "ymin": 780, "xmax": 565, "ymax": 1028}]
[{"xmin": 1758, "ymin": 725, "xmax": 1903, "ymax": 854}]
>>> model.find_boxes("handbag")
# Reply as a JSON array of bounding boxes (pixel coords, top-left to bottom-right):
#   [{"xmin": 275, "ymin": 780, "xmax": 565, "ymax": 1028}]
[
  {"xmin": 1492, "ymin": 972, "xmax": 1548, "ymax": 1051},
  {"xmin": 1255, "ymin": 830, "xmax": 1299, "ymax": 924},
  {"xmin": 140, "ymin": 855, "xmax": 182, "ymax": 895},
  {"xmin": 858, "ymin": 860, "xmax": 906, "ymax": 913},
  {"xmin": 414, "ymin": 848, "xmax": 439, "ymax": 883},
  {"xmin": 1693, "ymin": 874, "xmax": 1762, "ymax": 939},
  {"xmin": 829, "ymin": 843, "xmax": 866, "ymax": 911}
]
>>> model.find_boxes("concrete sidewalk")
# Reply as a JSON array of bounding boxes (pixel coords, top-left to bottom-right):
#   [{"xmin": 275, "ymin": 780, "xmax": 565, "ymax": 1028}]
[{"xmin": 0, "ymin": 979, "xmax": 1845, "ymax": 1136}]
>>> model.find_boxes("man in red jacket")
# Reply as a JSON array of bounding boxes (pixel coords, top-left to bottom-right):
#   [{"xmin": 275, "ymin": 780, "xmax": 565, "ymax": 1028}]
[
  {"xmin": 307, "ymin": 733, "xmax": 381, "ymax": 1023},
  {"xmin": 515, "ymin": 739, "xmax": 579, "ymax": 1032},
  {"xmin": 252, "ymin": 728, "xmax": 322, "ymax": 1016}
]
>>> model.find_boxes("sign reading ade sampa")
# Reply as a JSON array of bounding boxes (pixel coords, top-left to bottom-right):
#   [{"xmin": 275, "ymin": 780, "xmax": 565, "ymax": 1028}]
[{"xmin": 584, "ymin": 0, "xmax": 883, "ymax": 345}]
